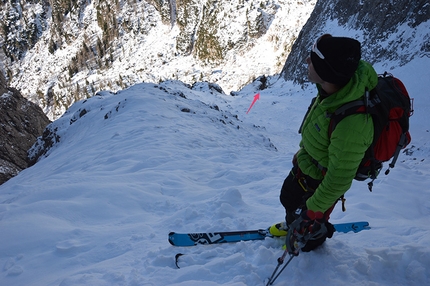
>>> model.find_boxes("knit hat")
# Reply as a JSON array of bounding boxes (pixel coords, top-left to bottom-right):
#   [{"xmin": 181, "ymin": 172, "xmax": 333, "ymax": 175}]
[{"xmin": 310, "ymin": 35, "xmax": 361, "ymax": 86}]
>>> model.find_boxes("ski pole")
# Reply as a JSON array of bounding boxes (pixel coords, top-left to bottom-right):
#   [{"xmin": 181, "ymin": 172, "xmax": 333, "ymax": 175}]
[{"xmin": 266, "ymin": 250, "xmax": 295, "ymax": 286}]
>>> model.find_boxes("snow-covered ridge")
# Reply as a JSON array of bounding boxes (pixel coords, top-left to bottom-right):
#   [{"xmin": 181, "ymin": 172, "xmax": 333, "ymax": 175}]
[{"xmin": 27, "ymin": 80, "xmax": 277, "ymax": 164}]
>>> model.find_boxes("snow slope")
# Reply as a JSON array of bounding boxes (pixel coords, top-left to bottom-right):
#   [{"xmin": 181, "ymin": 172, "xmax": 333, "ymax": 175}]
[{"xmin": 1, "ymin": 57, "xmax": 430, "ymax": 285}]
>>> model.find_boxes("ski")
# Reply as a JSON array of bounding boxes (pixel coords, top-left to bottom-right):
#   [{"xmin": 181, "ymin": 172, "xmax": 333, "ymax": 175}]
[
  {"xmin": 332, "ymin": 221, "xmax": 370, "ymax": 233},
  {"xmin": 169, "ymin": 229, "xmax": 269, "ymax": 247},
  {"xmin": 168, "ymin": 221, "xmax": 369, "ymax": 246}
]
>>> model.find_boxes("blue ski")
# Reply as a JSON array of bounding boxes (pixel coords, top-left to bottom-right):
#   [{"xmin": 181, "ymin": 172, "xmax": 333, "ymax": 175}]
[
  {"xmin": 333, "ymin": 221, "xmax": 370, "ymax": 233},
  {"xmin": 168, "ymin": 221, "xmax": 370, "ymax": 246}
]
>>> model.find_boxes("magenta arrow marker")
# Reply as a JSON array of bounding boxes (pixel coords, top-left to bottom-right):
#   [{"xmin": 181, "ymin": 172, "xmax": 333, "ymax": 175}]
[{"xmin": 246, "ymin": 93, "xmax": 260, "ymax": 114}]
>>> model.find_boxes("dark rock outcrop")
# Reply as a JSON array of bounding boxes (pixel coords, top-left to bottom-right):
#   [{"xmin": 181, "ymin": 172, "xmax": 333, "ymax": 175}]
[
  {"xmin": 281, "ymin": 0, "xmax": 430, "ymax": 85},
  {"xmin": 0, "ymin": 71, "xmax": 51, "ymax": 185}
]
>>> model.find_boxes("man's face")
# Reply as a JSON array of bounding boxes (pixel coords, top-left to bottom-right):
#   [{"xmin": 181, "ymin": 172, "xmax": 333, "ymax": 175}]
[{"xmin": 306, "ymin": 56, "xmax": 324, "ymax": 84}]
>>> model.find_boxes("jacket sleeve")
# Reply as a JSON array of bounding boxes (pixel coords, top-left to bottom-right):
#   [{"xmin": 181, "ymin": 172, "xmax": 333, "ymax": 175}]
[{"xmin": 306, "ymin": 113, "xmax": 374, "ymax": 212}]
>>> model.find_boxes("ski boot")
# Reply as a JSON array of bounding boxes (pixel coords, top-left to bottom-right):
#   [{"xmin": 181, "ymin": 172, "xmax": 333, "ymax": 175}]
[{"xmin": 269, "ymin": 222, "xmax": 288, "ymax": 237}]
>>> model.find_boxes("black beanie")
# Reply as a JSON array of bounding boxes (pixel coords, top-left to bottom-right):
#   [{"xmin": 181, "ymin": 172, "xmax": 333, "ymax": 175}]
[{"xmin": 311, "ymin": 36, "xmax": 361, "ymax": 86}]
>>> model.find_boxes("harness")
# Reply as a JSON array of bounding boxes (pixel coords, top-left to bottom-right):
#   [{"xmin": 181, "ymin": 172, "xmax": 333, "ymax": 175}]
[{"xmin": 294, "ymin": 164, "xmax": 347, "ymax": 213}]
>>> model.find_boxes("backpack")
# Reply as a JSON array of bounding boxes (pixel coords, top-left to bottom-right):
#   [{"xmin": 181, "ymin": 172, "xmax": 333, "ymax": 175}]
[{"xmin": 328, "ymin": 72, "xmax": 413, "ymax": 191}]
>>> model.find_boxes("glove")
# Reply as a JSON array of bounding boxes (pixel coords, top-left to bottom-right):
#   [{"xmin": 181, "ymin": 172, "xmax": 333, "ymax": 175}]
[{"xmin": 285, "ymin": 210, "xmax": 327, "ymax": 255}]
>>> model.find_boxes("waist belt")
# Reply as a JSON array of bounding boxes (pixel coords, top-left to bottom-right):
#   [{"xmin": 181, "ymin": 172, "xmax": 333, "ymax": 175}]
[
  {"xmin": 311, "ymin": 158, "xmax": 327, "ymax": 176},
  {"xmin": 297, "ymin": 161, "xmax": 347, "ymax": 212}
]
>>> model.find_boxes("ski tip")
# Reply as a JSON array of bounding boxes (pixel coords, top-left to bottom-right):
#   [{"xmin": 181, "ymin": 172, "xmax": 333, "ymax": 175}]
[
  {"xmin": 168, "ymin": 232, "xmax": 176, "ymax": 245},
  {"xmin": 355, "ymin": 221, "xmax": 370, "ymax": 229},
  {"xmin": 333, "ymin": 221, "xmax": 370, "ymax": 233}
]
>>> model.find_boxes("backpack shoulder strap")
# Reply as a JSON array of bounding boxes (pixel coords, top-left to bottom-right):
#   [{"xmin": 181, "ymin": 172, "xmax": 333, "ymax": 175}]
[
  {"xmin": 328, "ymin": 101, "xmax": 365, "ymax": 137},
  {"xmin": 328, "ymin": 89, "xmax": 377, "ymax": 137}
]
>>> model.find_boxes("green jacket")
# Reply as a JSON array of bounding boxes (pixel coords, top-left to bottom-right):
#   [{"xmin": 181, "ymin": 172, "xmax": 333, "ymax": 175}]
[{"xmin": 297, "ymin": 60, "xmax": 378, "ymax": 213}]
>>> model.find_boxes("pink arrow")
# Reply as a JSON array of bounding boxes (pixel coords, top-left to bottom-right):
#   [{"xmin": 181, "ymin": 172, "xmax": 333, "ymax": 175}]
[{"xmin": 246, "ymin": 93, "xmax": 260, "ymax": 114}]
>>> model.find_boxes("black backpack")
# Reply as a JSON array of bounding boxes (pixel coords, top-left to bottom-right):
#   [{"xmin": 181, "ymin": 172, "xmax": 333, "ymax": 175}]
[{"xmin": 328, "ymin": 72, "xmax": 413, "ymax": 191}]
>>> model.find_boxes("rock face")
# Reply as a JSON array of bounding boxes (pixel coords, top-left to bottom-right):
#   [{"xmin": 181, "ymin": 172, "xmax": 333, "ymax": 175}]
[
  {"xmin": 0, "ymin": 0, "xmax": 292, "ymax": 119},
  {"xmin": 0, "ymin": 71, "xmax": 51, "ymax": 185},
  {"xmin": 280, "ymin": 0, "xmax": 430, "ymax": 84}
]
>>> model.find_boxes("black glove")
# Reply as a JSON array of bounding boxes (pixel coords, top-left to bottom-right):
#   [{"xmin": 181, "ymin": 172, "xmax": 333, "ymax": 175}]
[{"xmin": 285, "ymin": 210, "xmax": 327, "ymax": 255}]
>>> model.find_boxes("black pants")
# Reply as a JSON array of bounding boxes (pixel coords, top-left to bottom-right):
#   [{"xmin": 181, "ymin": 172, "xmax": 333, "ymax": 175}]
[
  {"xmin": 279, "ymin": 166, "xmax": 321, "ymax": 224},
  {"xmin": 279, "ymin": 166, "xmax": 334, "ymax": 252}
]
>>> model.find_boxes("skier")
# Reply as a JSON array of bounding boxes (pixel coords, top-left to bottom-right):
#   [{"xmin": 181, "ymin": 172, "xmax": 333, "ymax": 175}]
[{"xmin": 270, "ymin": 34, "xmax": 378, "ymax": 253}]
